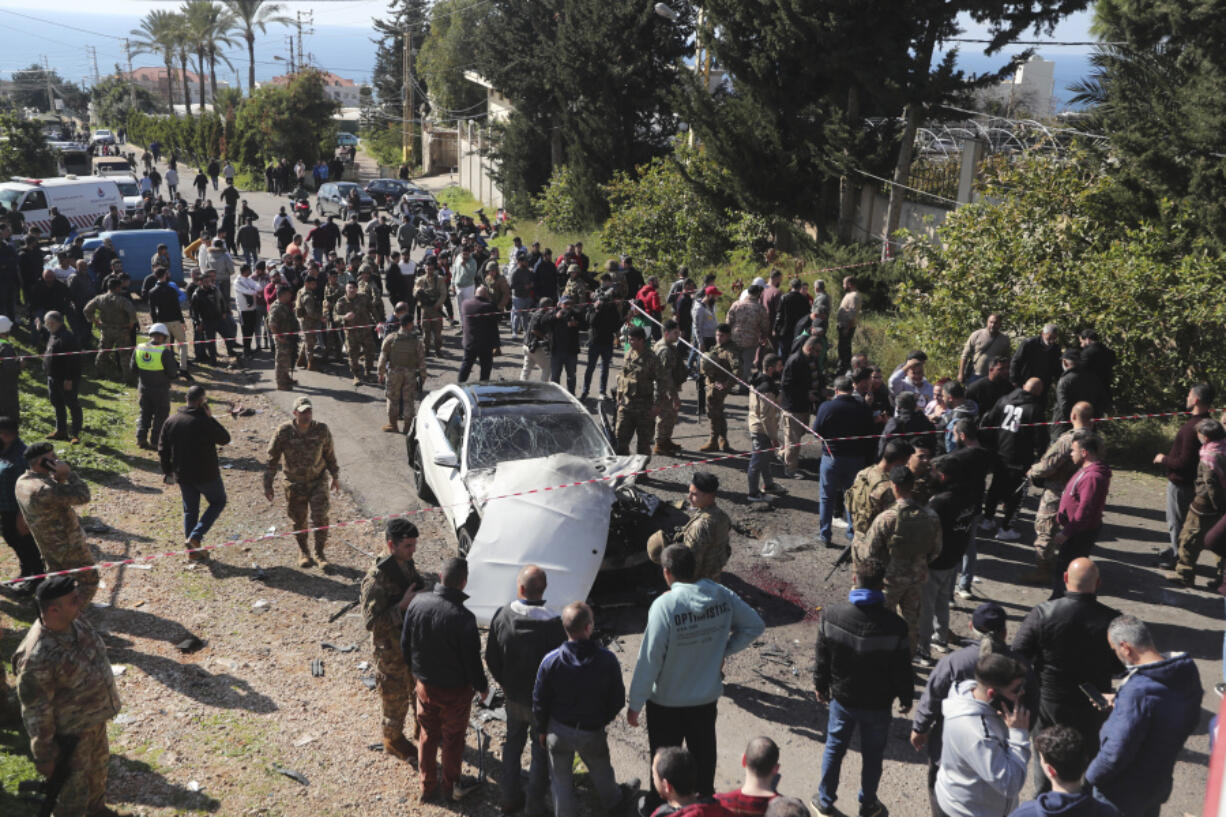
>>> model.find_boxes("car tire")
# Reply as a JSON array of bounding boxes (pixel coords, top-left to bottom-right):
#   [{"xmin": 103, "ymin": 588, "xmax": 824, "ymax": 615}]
[
  {"xmin": 456, "ymin": 513, "xmax": 480, "ymax": 557},
  {"xmin": 410, "ymin": 442, "xmax": 435, "ymax": 503}
]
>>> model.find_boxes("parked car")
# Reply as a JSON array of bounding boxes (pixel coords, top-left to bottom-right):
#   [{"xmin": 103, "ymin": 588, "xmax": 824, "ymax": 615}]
[
  {"xmin": 337, "ymin": 132, "xmax": 359, "ymax": 147},
  {"xmin": 90, "ymin": 129, "xmax": 115, "ymax": 147},
  {"xmin": 363, "ymin": 178, "xmax": 411, "ymax": 209},
  {"xmin": 93, "ymin": 157, "xmax": 135, "ymax": 178},
  {"xmin": 49, "ymin": 142, "xmax": 91, "ymax": 176},
  {"xmin": 316, "ymin": 181, "xmax": 375, "ymax": 221},
  {"xmin": 406, "ymin": 381, "xmax": 681, "ymax": 624}
]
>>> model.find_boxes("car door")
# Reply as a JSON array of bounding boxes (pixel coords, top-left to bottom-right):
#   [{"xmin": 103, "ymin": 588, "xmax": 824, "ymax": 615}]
[{"xmin": 421, "ymin": 394, "xmax": 468, "ymax": 531}]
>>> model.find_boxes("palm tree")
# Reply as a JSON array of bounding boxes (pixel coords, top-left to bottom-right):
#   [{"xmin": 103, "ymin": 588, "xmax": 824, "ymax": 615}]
[
  {"xmin": 181, "ymin": 0, "xmax": 235, "ymax": 108},
  {"xmin": 130, "ymin": 10, "xmax": 182, "ymax": 110},
  {"xmin": 224, "ymin": 0, "xmax": 292, "ymax": 97},
  {"xmin": 172, "ymin": 15, "xmax": 195, "ymax": 115}
]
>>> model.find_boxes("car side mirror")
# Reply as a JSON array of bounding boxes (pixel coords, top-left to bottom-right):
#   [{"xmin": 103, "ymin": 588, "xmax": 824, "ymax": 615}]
[{"xmin": 433, "ymin": 452, "xmax": 459, "ymax": 469}]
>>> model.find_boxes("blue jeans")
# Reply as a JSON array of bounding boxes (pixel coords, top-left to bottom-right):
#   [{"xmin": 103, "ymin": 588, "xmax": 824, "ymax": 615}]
[
  {"xmin": 958, "ymin": 519, "xmax": 981, "ymax": 592},
  {"xmin": 583, "ymin": 342, "xmax": 613, "ymax": 395},
  {"xmin": 180, "ymin": 476, "xmax": 227, "ymax": 543},
  {"xmin": 818, "ymin": 699, "xmax": 891, "ymax": 810},
  {"xmin": 510, "ymin": 296, "xmax": 533, "ymax": 336},
  {"xmin": 501, "ymin": 701, "xmax": 548, "ymax": 814},
  {"xmin": 820, "ymin": 455, "xmax": 862, "ymax": 544}
]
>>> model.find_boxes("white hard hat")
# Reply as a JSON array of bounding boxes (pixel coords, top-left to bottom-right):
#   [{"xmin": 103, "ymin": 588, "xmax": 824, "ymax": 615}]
[
  {"xmin": 0, "ymin": 316, "xmax": 11, "ymax": 334},
  {"xmin": 149, "ymin": 323, "xmax": 169, "ymax": 337}
]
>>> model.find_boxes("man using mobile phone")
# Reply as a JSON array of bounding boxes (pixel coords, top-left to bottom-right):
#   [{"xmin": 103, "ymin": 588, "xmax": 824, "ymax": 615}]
[{"xmin": 14, "ymin": 443, "xmax": 97, "ymax": 603}]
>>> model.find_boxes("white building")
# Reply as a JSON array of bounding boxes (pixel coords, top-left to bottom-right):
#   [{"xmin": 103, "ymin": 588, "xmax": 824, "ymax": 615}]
[
  {"xmin": 121, "ymin": 67, "xmax": 222, "ymax": 105},
  {"xmin": 975, "ymin": 55, "xmax": 1056, "ymax": 118},
  {"xmin": 265, "ymin": 71, "xmax": 364, "ymax": 107}
]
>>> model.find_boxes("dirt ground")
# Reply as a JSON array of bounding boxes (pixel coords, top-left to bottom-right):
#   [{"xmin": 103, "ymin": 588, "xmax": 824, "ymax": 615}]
[{"xmin": 0, "ymin": 168, "xmax": 1216, "ymax": 817}]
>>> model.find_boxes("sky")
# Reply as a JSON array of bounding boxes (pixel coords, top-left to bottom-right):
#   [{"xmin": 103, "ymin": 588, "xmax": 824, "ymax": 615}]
[{"xmin": 0, "ymin": 2, "xmax": 1100, "ymax": 104}]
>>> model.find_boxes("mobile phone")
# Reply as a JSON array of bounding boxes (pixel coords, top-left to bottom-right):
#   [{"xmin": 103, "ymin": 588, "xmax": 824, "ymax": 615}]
[
  {"xmin": 1079, "ymin": 682, "xmax": 1110, "ymax": 710},
  {"xmin": 990, "ymin": 694, "xmax": 1014, "ymax": 715}
]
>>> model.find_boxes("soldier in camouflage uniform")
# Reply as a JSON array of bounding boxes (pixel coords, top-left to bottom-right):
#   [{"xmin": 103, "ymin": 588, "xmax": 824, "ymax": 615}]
[
  {"xmin": 1026, "ymin": 401, "xmax": 1093, "ymax": 583},
  {"xmin": 359, "ymin": 518, "xmax": 425, "ymax": 760},
  {"xmin": 909, "ymin": 439, "xmax": 937, "ymax": 505},
  {"xmin": 83, "ymin": 277, "xmax": 137, "ymax": 379},
  {"xmin": 335, "ymin": 282, "xmax": 377, "ymax": 385},
  {"xmin": 646, "ymin": 471, "xmax": 731, "ymax": 579},
  {"xmin": 652, "ymin": 319, "xmax": 687, "ymax": 455},
  {"xmin": 377, "ymin": 309, "xmax": 427, "ymax": 433},
  {"xmin": 357, "ymin": 264, "xmax": 386, "ymax": 328},
  {"xmin": 14, "ymin": 443, "xmax": 98, "ymax": 604},
  {"xmin": 267, "ymin": 285, "xmax": 299, "ymax": 390},
  {"xmin": 1174, "ymin": 418, "xmax": 1226, "ymax": 587},
  {"xmin": 562, "ymin": 264, "xmax": 590, "ymax": 304},
  {"xmin": 294, "ymin": 276, "xmax": 324, "ymax": 370},
  {"xmin": 699, "ymin": 323, "xmax": 740, "ymax": 453},
  {"xmin": 848, "ymin": 439, "xmax": 916, "ymax": 567},
  {"xmin": 264, "ymin": 396, "xmax": 340, "ymax": 568},
  {"xmin": 413, "ymin": 260, "xmax": 448, "ymax": 356},
  {"xmin": 857, "ymin": 465, "xmax": 942, "ymax": 654},
  {"xmin": 14, "ymin": 576, "xmax": 123, "ymax": 817},
  {"xmin": 614, "ymin": 326, "xmax": 670, "ymax": 457},
  {"xmin": 322, "ymin": 269, "xmax": 346, "ymax": 362}
]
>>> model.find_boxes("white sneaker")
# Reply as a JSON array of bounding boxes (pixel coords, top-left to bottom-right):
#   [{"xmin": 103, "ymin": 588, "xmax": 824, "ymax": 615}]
[
  {"xmin": 995, "ymin": 527, "xmax": 1021, "ymax": 542},
  {"xmin": 955, "ymin": 587, "xmax": 975, "ymax": 600},
  {"xmin": 832, "ymin": 517, "xmax": 849, "ymax": 530},
  {"xmin": 978, "ymin": 518, "xmax": 996, "ymax": 532}
]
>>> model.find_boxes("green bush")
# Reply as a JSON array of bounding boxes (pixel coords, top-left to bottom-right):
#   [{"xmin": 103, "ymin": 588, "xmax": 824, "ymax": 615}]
[
  {"xmin": 896, "ymin": 151, "xmax": 1226, "ymax": 411},
  {"xmin": 533, "ymin": 165, "xmax": 587, "ymax": 233}
]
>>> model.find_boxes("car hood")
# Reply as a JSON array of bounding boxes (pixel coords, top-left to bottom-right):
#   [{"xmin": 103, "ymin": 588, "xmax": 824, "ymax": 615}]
[{"xmin": 462, "ymin": 453, "xmax": 644, "ymax": 625}]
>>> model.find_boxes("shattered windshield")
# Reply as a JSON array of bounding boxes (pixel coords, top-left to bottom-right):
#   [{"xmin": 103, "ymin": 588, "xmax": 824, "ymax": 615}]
[{"xmin": 467, "ymin": 409, "xmax": 612, "ymax": 470}]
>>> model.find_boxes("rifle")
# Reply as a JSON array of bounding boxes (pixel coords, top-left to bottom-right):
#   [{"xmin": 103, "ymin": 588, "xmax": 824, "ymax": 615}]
[
  {"xmin": 38, "ymin": 733, "xmax": 79, "ymax": 817},
  {"xmin": 824, "ymin": 545, "xmax": 853, "ymax": 582}
]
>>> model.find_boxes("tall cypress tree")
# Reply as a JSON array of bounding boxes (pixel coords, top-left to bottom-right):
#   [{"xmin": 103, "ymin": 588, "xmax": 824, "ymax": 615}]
[{"xmin": 371, "ymin": 0, "xmax": 431, "ymax": 119}]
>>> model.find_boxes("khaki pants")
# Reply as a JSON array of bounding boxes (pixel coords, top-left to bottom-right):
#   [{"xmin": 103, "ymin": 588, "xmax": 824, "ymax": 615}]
[
  {"xmin": 521, "ymin": 347, "xmax": 550, "ymax": 380},
  {"xmin": 615, "ymin": 404, "xmax": 654, "ymax": 456},
  {"xmin": 385, "ymin": 368, "xmax": 417, "ymax": 425},
  {"xmin": 783, "ymin": 413, "xmax": 810, "ymax": 473},
  {"xmin": 164, "ymin": 320, "xmax": 189, "ymax": 368},
  {"xmin": 52, "ymin": 720, "xmax": 109, "ymax": 817},
  {"xmin": 374, "ymin": 642, "xmax": 417, "ymax": 740},
  {"xmin": 287, "ymin": 476, "xmax": 330, "ymax": 551},
  {"xmin": 885, "ymin": 578, "xmax": 924, "ymax": 655}
]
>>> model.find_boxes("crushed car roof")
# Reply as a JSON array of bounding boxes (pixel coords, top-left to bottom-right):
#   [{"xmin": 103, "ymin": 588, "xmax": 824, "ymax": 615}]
[{"xmin": 460, "ymin": 382, "xmax": 577, "ymax": 411}]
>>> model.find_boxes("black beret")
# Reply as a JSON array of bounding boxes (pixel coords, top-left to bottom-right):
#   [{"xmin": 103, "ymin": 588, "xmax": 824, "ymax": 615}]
[
  {"xmin": 24, "ymin": 441, "xmax": 54, "ymax": 463},
  {"xmin": 691, "ymin": 471, "xmax": 719, "ymax": 494},
  {"xmin": 36, "ymin": 575, "xmax": 77, "ymax": 605}
]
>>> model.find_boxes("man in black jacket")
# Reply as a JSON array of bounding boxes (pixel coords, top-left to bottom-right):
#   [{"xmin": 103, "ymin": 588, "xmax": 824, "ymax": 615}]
[
  {"xmin": 979, "ymin": 378, "xmax": 1045, "ymax": 541},
  {"xmin": 458, "ymin": 286, "xmax": 500, "ymax": 383},
  {"xmin": 1051, "ymin": 350, "xmax": 1107, "ymax": 436},
  {"xmin": 582, "ymin": 286, "xmax": 621, "ymax": 400},
  {"xmin": 159, "ymin": 385, "xmax": 231, "ymax": 560},
  {"xmin": 1010, "ymin": 324, "xmax": 1061, "ymax": 393},
  {"xmin": 774, "ymin": 278, "xmax": 810, "ymax": 358},
  {"xmin": 42, "ymin": 311, "xmax": 83, "ymax": 442},
  {"xmin": 813, "ymin": 557, "xmax": 911, "ymax": 817},
  {"xmin": 485, "ymin": 565, "xmax": 565, "ymax": 815},
  {"xmin": 546, "ymin": 296, "xmax": 584, "ymax": 393},
  {"xmin": 966, "ymin": 356, "xmax": 1013, "ymax": 417},
  {"xmin": 1077, "ymin": 329, "xmax": 1115, "ymax": 409},
  {"xmin": 780, "ymin": 336, "xmax": 818, "ymax": 478},
  {"xmin": 1011, "ymin": 557, "xmax": 1121, "ymax": 790},
  {"xmin": 401, "ymin": 557, "xmax": 487, "ymax": 803}
]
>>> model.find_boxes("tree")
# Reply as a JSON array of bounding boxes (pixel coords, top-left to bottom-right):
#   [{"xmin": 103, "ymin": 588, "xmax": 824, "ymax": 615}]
[
  {"xmin": 91, "ymin": 75, "xmax": 158, "ymax": 126},
  {"xmin": 182, "ymin": 0, "xmax": 235, "ymax": 108},
  {"xmin": 224, "ymin": 0, "xmax": 292, "ymax": 97},
  {"xmin": 1071, "ymin": 1, "xmax": 1226, "ymax": 248},
  {"xmin": 131, "ymin": 10, "xmax": 184, "ymax": 111},
  {"xmin": 371, "ymin": 0, "xmax": 431, "ymax": 120},
  {"xmin": 896, "ymin": 151, "xmax": 1226, "ymax": 412},
  {"xmin": 234, "ymin": 68, "xmax": 339, "ymax": 169},
  {"xmin": 7, "ymin": 64, "xmax": 89, "ymax": 114},
  {"xmin": 416, "ymin": 0, "xmax": 485, "ymax": 121},
  {"xmin": 475, "ymin": 0, "xmax": 692, "ymax": 223},
  {"xmin": 0, "ymin": 110, "xmax": 56, "ymax": 177}
]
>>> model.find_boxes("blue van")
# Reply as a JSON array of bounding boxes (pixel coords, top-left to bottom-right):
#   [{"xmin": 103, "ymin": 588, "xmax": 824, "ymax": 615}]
[{"xmin": 81, "ymin": 229, "xmax": 184, "ymax": 286}]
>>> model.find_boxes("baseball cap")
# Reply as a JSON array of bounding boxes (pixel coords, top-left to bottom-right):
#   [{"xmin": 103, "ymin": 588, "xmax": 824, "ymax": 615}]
[
  {"xmin": 703, "ymin": 285, "xmax": 722, "ymax": 297},
  {"xmin": 972, "ymin": 602, "xmax": 1007, "ymax": 634},
  {"xmin": 293, "ymin": 396, "xmax": 313, "ymax": 412}
]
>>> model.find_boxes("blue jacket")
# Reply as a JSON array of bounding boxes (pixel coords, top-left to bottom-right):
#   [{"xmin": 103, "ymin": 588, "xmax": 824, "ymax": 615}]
[
  {"xmin": 815, "ymin": 393, "xmax": 874, "ymax": 459},
  {"xmin": 1085, "ymin": 652, "xmax": 1201, "ymax": 815},
  {"xmin": 1009, "ymin": 790, "xmax": 1120, "ymax": 817},
  {"xmin": 628, "ymin": 579, "xmax": 764, "ymax": 711},
  {"xmin": 533, "ymin": 638, "xmax": 624, "ymax": 733}
]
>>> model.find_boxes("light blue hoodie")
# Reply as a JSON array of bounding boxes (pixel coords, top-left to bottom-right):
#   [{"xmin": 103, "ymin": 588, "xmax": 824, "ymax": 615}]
[{"xmin": 627, "ymin": 579, "xmax": 765, "ymax": 711}]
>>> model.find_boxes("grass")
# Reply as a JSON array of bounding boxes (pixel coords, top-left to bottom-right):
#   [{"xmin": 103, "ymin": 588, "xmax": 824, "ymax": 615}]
[{"xmin": 435, "ymin": 186, "xmax": 608, "ymax": 261}]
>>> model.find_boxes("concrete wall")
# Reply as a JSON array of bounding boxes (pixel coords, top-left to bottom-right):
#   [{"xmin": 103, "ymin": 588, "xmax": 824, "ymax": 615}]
[
  {"xmin": 854, "ymin": 186, "xmax": 950, "ymax": 251},
  {"xmin": 457, "ymin": 120, "xmax": 503, "ymax": 209},
  {"xmin": 421, "ymin": 123, "xmax": 458, "ymax": 175}
]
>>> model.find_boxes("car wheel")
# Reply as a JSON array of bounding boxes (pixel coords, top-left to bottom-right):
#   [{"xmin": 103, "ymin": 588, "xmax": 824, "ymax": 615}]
[
  {"xmin": 456, "ymin": 513, "xmax": 480, "ymax": 557},
  {"xmin": 410, "ymin": 443, "xmax": 435, "ymax": 503}
]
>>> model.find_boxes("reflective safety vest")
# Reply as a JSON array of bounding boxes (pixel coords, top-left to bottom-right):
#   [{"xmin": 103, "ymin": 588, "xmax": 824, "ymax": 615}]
[{"xmin": 135, "ymin": 343, "xmax": 165, "ymax": 372}]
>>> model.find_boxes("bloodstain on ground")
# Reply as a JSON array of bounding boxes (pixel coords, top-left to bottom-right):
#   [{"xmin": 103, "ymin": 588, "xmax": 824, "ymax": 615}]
[{"xmin": 726, "ymin": 568, "xmax": 817, "ymax": 625}]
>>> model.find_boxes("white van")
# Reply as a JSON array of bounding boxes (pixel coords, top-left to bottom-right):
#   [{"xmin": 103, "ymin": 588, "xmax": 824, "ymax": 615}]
[
  {"xmin": 111, "ymin": 176, "xmax": 144, "ymax": 216},
  {"xmin": 0, "ymin": 176, "xmax": 123, "ymax": 237},
  {"xmin": 93, "ymin": 157, "xmax": 134, "ymax": 177}
]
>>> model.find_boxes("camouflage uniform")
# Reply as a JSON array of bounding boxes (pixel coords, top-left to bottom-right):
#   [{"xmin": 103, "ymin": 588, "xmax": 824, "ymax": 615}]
[
  {"xmin": 847, "ymin": 464, "xmax": 895, "ymax": 561},
  {"xmin": 294, "ymin": 288, "xmax": 324, "ymax": 368},
  {"xmin": 1176, "ymin": 451, "xmax": 1226, "ymax": 584},
  {"xmin": 14, "ymin": 471, "xmax": 97, "ymax": 604},
  {"xmin": 858, "ymin": 498, "xmax": 943, "ymax": 653},
  {"xmin": 562, "ymin": 277, "xmax": 590, "ymax": 304},
  {"xmin": 653, "ymin": 337, "xmax": 687, "ymax": 449},
  {"xmin": 911, "ymin": 471, "xmax": 936, "ymax": 506},
  {"xmin": 413, "ymin": 272, "xmax": 447, "ymax": 355},
  {"xmin": 358, "ymin": 276, "xmax": 386, "ymax": 325},
  {"xmin": 647, "ymin": 503, "xmax": 733, "ymax": 580},
  {"xmin": 485, "ymin": 273, "xmax": 511, "ymax": 313},
  {"xmin": 264, "ymin": 420, "xmax": 340, "ymax": 562},
  {"xmin": 1029, "ymin": 429, "xmax": 1078, "ymax": 565},
  {"xmin": 83, "ymin": 291, "xmax": 137, "ymax": 378},
  {"xmin": 14, "ymin": 616, "xmax": 122, "ymax": 817},
  {"xmin": 322, "ymin": 279, "xmax": 346, "ymax": 361},
  {"xmin": 378, "ymin": 329, "xmax": 427, "ymax": 428},
  {"xmin": 614, "ymin": 345, "xmax": 669, "ymax": 456},
  {"xmin": 700, "ymin": 342, "xmax": 739, "ymax": 445},
  {"xmin": 267, "ymin": 300, "xmax": 299, "ymax": 390},
  {"xmin": 335, "ymin": 291, "xmax": 377, "ymax": 380},
  {"xmin": 360, "ymin": 555, "xmax": 425, "ymax": 740}
]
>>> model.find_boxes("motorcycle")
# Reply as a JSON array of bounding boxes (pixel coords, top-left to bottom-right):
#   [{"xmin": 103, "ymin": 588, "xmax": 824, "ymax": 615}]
[{"xmin": 291, "ymin": 197, "xmax": 311, "ymax": 223}]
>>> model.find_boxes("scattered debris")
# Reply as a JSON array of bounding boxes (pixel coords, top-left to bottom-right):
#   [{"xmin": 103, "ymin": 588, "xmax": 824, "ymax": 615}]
[
  {"xmin": 759, "ymin": 540, "xmax": 792, "ymax": 560},
  {"xmin": 84, "ymin": 521, "xmax": 111, "ymax": 534},
  {"xmin": 252, "ymin": 599, "xmax": 271, "ymax": 613},
  {"xmin": 320, "ymin": 642, "xmax": 357, "ymax": 653},
  {"xmin": 367, "ymin": 743, "xmax": 384, "ymax": 752},
  {"xmin": 111, "ymin": 665, "xmax": 127, "ymax": 676},
  {"xmin": 250, "ymin": 567, "xmax": 268, "ymax": 583},
  {"xmin": 357, "ymin": 661, "xmax": 370, "ymax": 671},
  {"xmin": 327, "ymin": 600, "xmax": 358, "ymax": 622},
  {"xmin": 127, "ymin": 563, "xmax": 153, "ymax": 570},
  {"xmin": 271, "ymin": 765, "xmax": 310, "ymax": 786},
  {"xmin": 115, "ymin": 713, "xmax": 141, "ymax": 725},
  {"xmin": 310, "ymin": 659, "xmax": 324, "ymax": 677},
  {"xmin": 360, "ymin": 675, "xmax": 376, "ymax": 690},
  {"xmin": 175, "ymin": 636, "xmax": 206, "ymax": 654},
  {"xmin": 187, "ymin": 780, "xmax": 202, "ymax": 793},
  {"xmin": 293, "ymin": 733, "xmax": 317, "ymax": 747}
]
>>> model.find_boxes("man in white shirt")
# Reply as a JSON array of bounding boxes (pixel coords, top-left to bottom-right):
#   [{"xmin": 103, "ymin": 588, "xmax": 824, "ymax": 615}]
[{"xmin": 437, "ymin": 204, "xmax": 455, "ymax": 225}]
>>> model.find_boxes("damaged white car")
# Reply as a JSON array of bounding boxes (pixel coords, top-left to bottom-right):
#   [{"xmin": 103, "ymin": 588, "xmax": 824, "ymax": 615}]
[{"xmin": 406, "ymin": 382, "xmax": 680, "ymax": 623}]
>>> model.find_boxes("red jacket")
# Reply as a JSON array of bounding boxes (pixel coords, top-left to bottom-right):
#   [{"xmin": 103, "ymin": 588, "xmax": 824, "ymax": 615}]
[
  {"xmin": 1057, "ymin": 460, "xmax": 1111, "ymax": 536},
  {"xmin": 652, "ymin": 799, "xmax": 733, "ymax": 817},
  {"xmin": 637, "ymin": 284, "xmax": 663, "ymax": 315}
]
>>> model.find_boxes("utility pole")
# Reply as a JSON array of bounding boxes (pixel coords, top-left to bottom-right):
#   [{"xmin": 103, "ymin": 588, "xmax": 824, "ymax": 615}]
[
  {"xmin": 87, "ymin": 46, "xmax": 100, "ymax": 85},
  {"xmin": 286, "ymin": 35, "xmax": 296, "ymax": 74},
  {"xmin": 402, "ymin": 28, "xmax": 414, "ymax": 165},
  {"xmin": 124, "ymin": 38, "xmax": 136, "ymax": 110},
  {"xmin": 295, "ymin": 11, "xmax": 313, "ymax": 72},
  {"xmin": 41, "ymin": 56, "xmax": 55, "ymax": 114}
]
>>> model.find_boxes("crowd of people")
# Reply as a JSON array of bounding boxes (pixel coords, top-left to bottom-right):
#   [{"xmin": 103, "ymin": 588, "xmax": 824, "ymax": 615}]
[{"xmin": 0, "ymin": 153, "xmax": 1214, "ymax": 817}]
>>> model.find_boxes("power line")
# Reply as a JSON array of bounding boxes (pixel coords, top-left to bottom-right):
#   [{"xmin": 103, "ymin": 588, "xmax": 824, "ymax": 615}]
[
  {"xmin": 0, "ymin": 8, "xmax": 128, "ymax": 40},
  {"xmin": 944, "ymin": 38, "xmax": 1125, "ymax": 47}
]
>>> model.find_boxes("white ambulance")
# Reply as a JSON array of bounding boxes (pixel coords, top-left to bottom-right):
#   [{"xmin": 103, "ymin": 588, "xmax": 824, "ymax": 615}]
[{"xmin": 0, "ymin": 175, "xmax": 123, "ymax": 237}]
